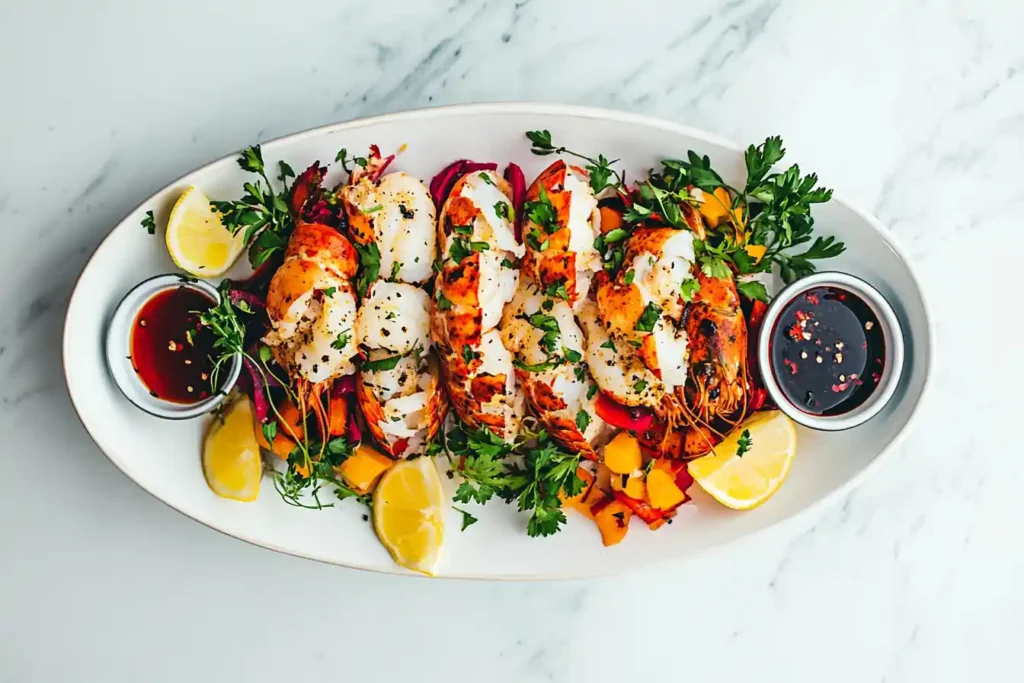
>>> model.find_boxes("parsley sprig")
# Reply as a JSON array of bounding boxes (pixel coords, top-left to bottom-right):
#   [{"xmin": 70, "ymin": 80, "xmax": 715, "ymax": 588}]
[
  {"xmin": 660, "ymin": 137, "xmax": 842, "ymax": 284},
  {"xmin": 526, "ymin": 130, "xmax": 626, "ymax": 195},
  {"xmin": 431, "ymin": 418, "xmax": 586, "ymax": 537},
  {"xmin": 210, "ymin": 145, "xmax": 296, "ymax": 268}
]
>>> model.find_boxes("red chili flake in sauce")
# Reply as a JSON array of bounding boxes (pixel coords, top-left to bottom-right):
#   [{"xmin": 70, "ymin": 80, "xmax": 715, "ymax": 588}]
[
  {"xmin": 783, "ymin": 358, "xmax": 799, "ymax": 375},
  {"xmin": 805, "ymin": 293, "xmax": 820, "ymax": 305},
  {"xmin": 831, "ymin": 382, "xmax": 850, "ymax": 393}
]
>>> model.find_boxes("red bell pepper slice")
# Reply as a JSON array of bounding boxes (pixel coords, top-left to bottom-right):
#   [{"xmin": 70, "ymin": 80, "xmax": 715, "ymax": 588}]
[
  {"xmin": 594, "ymin": 393, "xmax": 654, "ymax": 432},
  {"xmin": 613, "ymin": 491, "xmax": 665, "ymax": 528}
]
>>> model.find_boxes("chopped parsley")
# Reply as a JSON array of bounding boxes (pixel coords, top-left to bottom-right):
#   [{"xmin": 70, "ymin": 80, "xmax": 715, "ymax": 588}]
[
  {"xmin": 736, "ymin": 429, "xmax": 753, "ymax": 457},
  {"xmin": 364, "ymin": 354, "xmax": 402, "ymax": 372},
  {"xmin": 634, "ymin": 302, "xmax": 662, "ymax": 332},
  {"xmin": 141, "ymin": 210, "xmax": 156, "ymax": 235}
]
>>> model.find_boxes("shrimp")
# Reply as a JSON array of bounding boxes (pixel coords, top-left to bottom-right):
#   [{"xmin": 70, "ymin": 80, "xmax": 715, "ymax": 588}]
[
  {"xmin": 520, "ymin": 160, "xmax": 602, "ymax": 310},
  {"xmin": 676, "ymin": 268, "xmax": 750, "ymax": 456},
  {"xmin": 264, "ymin": 220, "xmax": 361, "ymax": 436},
  {"xmin": 341, "ymin": 160, "xmax": 446, "ymax": 457},
  {"xmin": 342, "ymin": 170, "xmax": 436, "ymax": 285},
  {"xmin": 501, "ymin": 282, "xmax": 609, "ymax": 458},
  {"xmin": 432, "ymin": 170, "xmax": 524, "ymax": 440}
]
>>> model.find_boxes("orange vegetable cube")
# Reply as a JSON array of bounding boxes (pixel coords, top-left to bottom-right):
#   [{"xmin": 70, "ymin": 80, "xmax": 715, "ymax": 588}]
[
  {"xmin": 646, "ymin": 468, "xmax": 687, "ymax": 510},
  {"xmin": 338, "ymin": 444, "xmax": 394, "ymax": 495},
  {"xmin": 610, "ymin": 471, "xmax": 646, "ymax": 500},
  {"xmin": 594, "ymin": 500, "xmax": 632, "ymax": 547},
  {"xmin": 599, "ymin": 205, "xmax": 624, "ymax": 234},
  {"xmin": 745, "ymin": 244, "xmax": 767, "ymax": 264},
  {"xmin": 604, "ymin": 432, "xmax": 642, "ymax": 475}
]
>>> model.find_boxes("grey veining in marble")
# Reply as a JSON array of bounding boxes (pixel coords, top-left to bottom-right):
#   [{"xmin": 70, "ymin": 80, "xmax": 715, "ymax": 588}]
[{"xmin": 0, "ymin": 0, "xmax": 1020, "ymax": 681}]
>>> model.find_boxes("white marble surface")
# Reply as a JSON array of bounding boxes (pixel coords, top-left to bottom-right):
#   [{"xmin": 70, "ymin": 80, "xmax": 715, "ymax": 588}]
[{"xmin": 0, "ymin": 0, "xmax": 1018, "ymax": 680}]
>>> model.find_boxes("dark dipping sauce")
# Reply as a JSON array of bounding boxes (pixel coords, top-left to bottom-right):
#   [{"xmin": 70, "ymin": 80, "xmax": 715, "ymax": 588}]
[
  {"xmin": 770, "ymin": 286, "xmax": 886, "ymax": 416},
  {"xmin": 130, "ymin": 286, "xmax": 219, "ymax": 404}
]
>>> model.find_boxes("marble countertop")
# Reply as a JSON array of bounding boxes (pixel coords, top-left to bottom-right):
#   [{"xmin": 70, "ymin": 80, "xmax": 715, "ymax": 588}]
[{"xmin": 0, "ymin": 1, "xmax": 1018, "ymax": 680}]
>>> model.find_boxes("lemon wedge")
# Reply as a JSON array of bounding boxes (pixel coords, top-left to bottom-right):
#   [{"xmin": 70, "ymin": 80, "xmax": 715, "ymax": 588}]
[
  {"xmin": 165, "ymin": 186, "xmax": 245, "ymax": 277},
  {"xmin": 203, "ymin": 396, "xmax": 262, "ymax": 502},
  {"xmin": 688, "ymin": 410, "xmax": 797, "ymax": 510},
  {"xmin": 373, "ymin": 457, "xmax": 445, "ymax": 576}
]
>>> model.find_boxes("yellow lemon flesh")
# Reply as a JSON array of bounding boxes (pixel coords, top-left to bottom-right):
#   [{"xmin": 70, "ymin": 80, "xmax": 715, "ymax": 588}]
[
  {"xmin": 373, "ymin": 457, "xmax": 445, "ymax": 576},
  {"xmin": 165, "ymin": 186, "xmax": 245, "ymax": 277},
  {"xmin": 688, "ymin": 410, "xmax": 797, "ymax": 510},
  {"xmin": 203, "ymin": 396, "xmax": 262, "ymax": 502}
]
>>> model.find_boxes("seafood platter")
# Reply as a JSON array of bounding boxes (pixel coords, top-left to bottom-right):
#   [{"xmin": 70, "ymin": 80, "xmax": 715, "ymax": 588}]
[{"xmin": 63, "ymin": 105, "xmax": 931, "ymax": 578}]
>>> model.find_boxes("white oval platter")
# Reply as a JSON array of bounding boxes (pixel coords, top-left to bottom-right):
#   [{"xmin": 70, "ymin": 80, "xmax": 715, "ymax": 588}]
[{"xmin": 63, "ymin": 103, "xmax": 933, "ymax": 579}]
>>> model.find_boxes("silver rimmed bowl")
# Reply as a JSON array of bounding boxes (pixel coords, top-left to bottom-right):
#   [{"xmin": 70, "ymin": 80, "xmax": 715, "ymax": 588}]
[
  {"xmin": 105, "ymin": 274, "xmax": 241, "ymax": 420},
  {"xmin": 757, "ymin": 271, "xmax": 905, "ymax": 431}
]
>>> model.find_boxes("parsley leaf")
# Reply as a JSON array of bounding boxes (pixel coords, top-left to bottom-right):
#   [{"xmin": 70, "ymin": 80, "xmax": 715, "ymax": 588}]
[
  {"xmin": 736, "ymin": 429, "xmax": 753, "ymax": 457},
  {"xmin": 141, "ymin": 210, "xmax": 156, "ymax": 235},
  {"xmin": 635, "ymin": 302, "xmax": 662, "ymax": 332},
  {"xmin": 575, "ymin": 409, "xmax": 591, "ymax": 432},
  {"xmin": 436, "ymin": 291, "xmax": 453, "ymax": 311},
  {"xmin": 453, "ymin": 506, "xmax": 479, "ymax": 531},
  {"xmin": 364, "ymin": 355, "xmax": 401, "ymax": 372},
  {"xmin": 736, "ymin": 280, "xmax": 769, "ymax": 303},
  {"xmin": 331, "ymin": 329, "xmax": 351, "ymax": 351},
  {"xmin": 699, "ymin": 254, "xmax": 732, "ymax": 280},
  {"xmin": 354, "ymin": 242, "xmax": 381, "ymax": 298},
  {"xmin": 680, "ymin": 278, "xmax": 700, "ymax": 303}
]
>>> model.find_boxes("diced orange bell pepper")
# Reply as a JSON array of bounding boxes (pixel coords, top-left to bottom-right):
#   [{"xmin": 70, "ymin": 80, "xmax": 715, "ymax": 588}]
[
  {"xmin": 327, "ymin": 395, "xmax": 348, "ymax": 438},
  {"xmin": 697, "ymin": 186, "xmax": 732, "ymax": 228},
  {"xmin": 604, "ymin": 432, "xmax": 642, "ymax": 475},
  {"xmin": 646, "ymin": 467, "xmax": 687, "ymax": 511},
  {"xmin": 599, "ymin": 205, "xmax": 624, "ymax": 234},
  {"xmin": 276, "ymin": 399, "xmax": 306, "ymax": 442},
  {"xmin": 745, "ymin": 243, "xmax": 767, "ymax": 264},
  {"xmin": 337, "ymin": 443, "xmax": 394, "ymax": 495},
  {"xmin": 610, "ymin": 471, "xmax": 646, "ymax": 500},
  {"xmin": 572, "ymin": 486, "xmax": 608, "ymax": 520},
  {"xmin": 594, "ymin": 499, "xmax": 632, "ymax": 546}
]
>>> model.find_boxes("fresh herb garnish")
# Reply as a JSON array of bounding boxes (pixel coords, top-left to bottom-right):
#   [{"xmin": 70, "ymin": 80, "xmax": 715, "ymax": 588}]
[
  {"xmin": 632, "ymin": 379, "xmax": 648, "ymax": 393},
  {"xmin": 736, "ymin": 429, "xmax": 753, "ymax": 457},
  {"xmin": 141, "ymin": 210, "xmax": 156, "ymax": 235},
  {"xmin": 543, "ymin": 281, "xmax": 569, "ymax": 301},
  {"xmin": 449, "ymin": 237, "xmax": 472, "ymax": 264},
  {"xmin": 736, "ymin": 280, "xmax": 769, "ymax": 303},
  {"xmin": 331, "ymin": 330, "xmax": 351, "ymax": 351},
  {"xmin": 454, "ymin": 506, "xmax": 479, "ymax": 531},
  {"xmin": 680, "ymin": 278, "xmax": 700, "ymax": 303},
  {"xmin": 364, "ymin": 355, "xmax": 402, "ymax": 372},
  {"xmin": 523, "ymin": 186, "xmax": 560, "ymax": 246},
  {"xmin": 210, "ymin": 145, "xmax": 294, "ymax": 268},
  {"xmin": 634, "ymin": 302, "xmax": 662, "ymax": 332},
  {"xmin": 436, "ymin": 291, "xmax": 453, "ymax": 311},
  {"xmin": 462, "ymin": 344, "xmax": 479, "ymax": 365},
  {"xmin": 354, "ymin": 242, "xmax": 381, "ymax": 298},
  {"xmin": 435, "ymin": 417, "xmax": 585, "ymax": 538},
  {"xmin": 526, "ymin": 130, "xmax": 626, "ymax": 194},
  {"xmin": 335, "ymin": 148, "xmax": 367, "ymax": 174},
  {"xmin": 494, "ymin": 200, "xmax": 513, "ymax": 222},
  {"xmin": 575, "ymin": 409, "xmax": 591, "ymax": 432}
]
